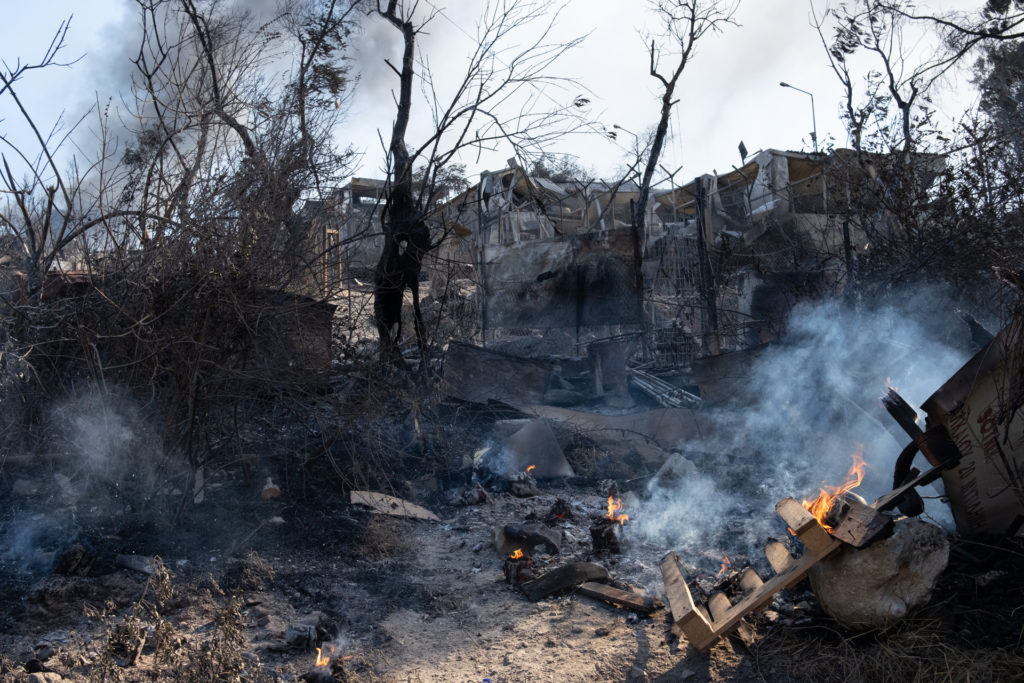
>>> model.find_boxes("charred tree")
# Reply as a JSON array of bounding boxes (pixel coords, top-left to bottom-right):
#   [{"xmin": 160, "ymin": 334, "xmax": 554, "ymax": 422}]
[
  {"xmin": 369, "ymin": 0, "xmax": 585, "ymax": 366},
  {"xmin": 373, "ymin": 1, "xmax": 431, "ymax": 367},
  {"xmin": 633, "ymin": 0, "xmax": 739, "ymax": 244}
]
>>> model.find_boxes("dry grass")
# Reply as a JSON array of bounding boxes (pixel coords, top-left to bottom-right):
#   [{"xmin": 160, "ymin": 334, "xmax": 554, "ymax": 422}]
[
  {"xmin": 754, "ymin": 614, "xmax": 1024, "ymax": 683},
  {"xmin": 82, "ymin": 559, "xmax": 275, "ymax": 682},
  {"xmin": 355, "ymin": 516, "xmax": 412, "ymax": 561}
]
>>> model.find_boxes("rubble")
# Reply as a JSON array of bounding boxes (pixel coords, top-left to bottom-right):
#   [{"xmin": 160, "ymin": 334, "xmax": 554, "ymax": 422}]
[
  {"xmin": 492, "ymin": 523, "xmax": 561, "ymax": 556},
  {"xmin": 508, "ymin": 471, "xmax": 539, "ymax": 498}
]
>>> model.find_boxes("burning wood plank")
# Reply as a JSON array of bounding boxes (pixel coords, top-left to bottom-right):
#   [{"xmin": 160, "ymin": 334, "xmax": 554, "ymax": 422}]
[
  {"xmin": 660, "ymin": 497, "xmax": 841, "ymax": 652},
  {"xmin": 828, "ymin": 494, "xmax": 894, "ymax": 548},
  {"xmin": 661, "ymin": 440, "xmax": 966, "ymax": 652}
]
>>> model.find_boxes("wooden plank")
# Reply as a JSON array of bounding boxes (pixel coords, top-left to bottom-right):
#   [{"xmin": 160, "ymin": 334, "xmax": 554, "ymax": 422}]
[
  {"xmin": 738, "ymin": 567, "xmax": 763, "ymax": 593},
  {"xmin": 776, "ymin": 498, "xmax": 835, "ymax": 556},
  {"xmin": 691, "ymin": 542, "xmax": 838, "ymax": 651},
  {"xmin": 349, "ymin": 491, "xmax": 440, "ymax": 521},
  {"xmin": 660, "ymin": 552, "xmax": 715, "ymax": 650},
  {"xmin": 660, "ymin": 495, "xmax": 850, "ymax": 653},
  {"xmin": 576, "ymin": 582, "xmax": 663, "ymax": 614},
  {"xmin": 830, "ymin": 496, "xmax": 893, "ymax": 548},
  {"xmin": 520, "ymin": 562, "xmax": 610, "ymax": 601},
  {"xmin": 764, "ymin": 540, "xmax": 795, "ymax": 574},
  {"xmin": 707, "ymin": 592, "xmax": 732, "ymax": 621},
  {"xmin": 776, "ymin": 497, "xmax": 817, "ymax": 535},
  {"xmin": 662, "ymin": 537, "xmax": 840, "ymax": 653}
]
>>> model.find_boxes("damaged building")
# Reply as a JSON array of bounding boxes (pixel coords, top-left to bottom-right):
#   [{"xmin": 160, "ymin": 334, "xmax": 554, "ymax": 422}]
[
  {"xmin": 406, "ymin": 149, "xmax": 940, "ymax": 368},
  {"xmin": 299, "ymin": 176, "xmax": 388, "ymax": 291},
  {"xmin": 307, "ymin": 148, "xmax": 947, "ymax": 397}
]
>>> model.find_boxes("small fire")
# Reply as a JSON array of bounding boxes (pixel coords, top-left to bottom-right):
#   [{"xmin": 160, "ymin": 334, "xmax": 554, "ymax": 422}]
[
  {"xmin": 717, "ymin": 555, "xmax": 731, "ymax": 577},
  {"xmin": 315, "ymin": 646, "xmax": 333, "ymax": 667},
  {"xmin": 510, "ymin": 548, "xmax": 524, "ymax": 560},
  {"xmin": 802, "ymin": 450, "xmax": 867, "ymax": 530},
  {"xmin": 526, "ymin": 464, "xmax": 536, "ymax": 474},
  {"xmin": 606, "ymin": 496, "xmax": 629, "ymax": 525}
]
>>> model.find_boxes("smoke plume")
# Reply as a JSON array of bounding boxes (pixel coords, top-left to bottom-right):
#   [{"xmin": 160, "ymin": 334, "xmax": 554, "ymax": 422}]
[{"xmin": 635, "ymin": 294, "xmax": 975, "ymax": 568}]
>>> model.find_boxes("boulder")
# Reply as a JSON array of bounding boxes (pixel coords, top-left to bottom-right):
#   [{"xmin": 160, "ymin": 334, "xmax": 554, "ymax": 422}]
[{"xmin": 808, "ymin": 518, "xmax": 948, "ymax": 629}]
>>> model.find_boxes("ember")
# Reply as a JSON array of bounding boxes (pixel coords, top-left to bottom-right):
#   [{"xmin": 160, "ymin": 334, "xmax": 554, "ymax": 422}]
[{"xmin": 802, "ymin": 451, "xmax": 867, "ymax": 530}]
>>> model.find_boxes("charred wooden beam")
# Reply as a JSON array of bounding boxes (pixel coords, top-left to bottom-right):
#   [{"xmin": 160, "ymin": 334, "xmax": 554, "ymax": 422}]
[
  {"xmin": 521, "ymin": 562, "xmax": 610, "ymax": 601},
  {"xmin": 882, "ymin": 388, "xmax": 922, "ymax": 440},
  {"xmin": 590, "ymin": 517, "xmax": 623, "ymax": 554},
  {"xmin": 959, "ymin": 310, "xmax": 995, "ymax": 351},
  {"xmin": 576, "ymin": 581, "xmax": 663, "ymax": 614}
]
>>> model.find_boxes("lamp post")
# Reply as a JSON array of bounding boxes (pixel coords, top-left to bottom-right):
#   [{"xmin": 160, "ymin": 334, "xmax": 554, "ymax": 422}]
[
  {"xmin": 612, "ymin": 123, "xmax": 639, "ymax": 145},
  {"xmin": 779, "ymin": 81, "xmax": 818, "ymax": 154},
  {"xmin": 613, "ymin": 124, "xmax": 642, "ymax": 225}
]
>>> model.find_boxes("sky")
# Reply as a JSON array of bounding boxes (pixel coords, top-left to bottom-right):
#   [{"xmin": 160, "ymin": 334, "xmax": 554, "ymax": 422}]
[{"xmin": 0, "ymin": 0, "xmax": 986, "ymax": 188}]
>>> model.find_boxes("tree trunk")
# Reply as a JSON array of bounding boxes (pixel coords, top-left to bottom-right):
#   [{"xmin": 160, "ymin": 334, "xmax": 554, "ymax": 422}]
[{"xmin": 374, "ymin": 6, "xmax": 431, "ymax": 367}]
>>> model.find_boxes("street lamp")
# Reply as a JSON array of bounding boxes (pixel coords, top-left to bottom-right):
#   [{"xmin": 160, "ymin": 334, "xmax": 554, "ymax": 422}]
[
  {"xmin": 612, "ymin": 123, "xmax": 639, "ymax": 145},
  {"xmin": 779, "ymin": 81, "xmax": 818, "ymax": 154}
]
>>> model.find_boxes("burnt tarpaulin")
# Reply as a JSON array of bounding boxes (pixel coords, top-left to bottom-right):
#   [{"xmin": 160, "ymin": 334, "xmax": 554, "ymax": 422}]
[{"xmin": 482, "ymin": 227, "xmax": 641, "ymax": 330}]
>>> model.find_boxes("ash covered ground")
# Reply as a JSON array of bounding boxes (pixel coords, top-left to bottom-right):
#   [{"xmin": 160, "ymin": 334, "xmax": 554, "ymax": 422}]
[
  {"xmin": 1, "ymin": 395, "xmax": 1023, "ymax": 683},
  {"xmin": 1, "ymin": 299, "xmax": 1023, "ymax": 682}
]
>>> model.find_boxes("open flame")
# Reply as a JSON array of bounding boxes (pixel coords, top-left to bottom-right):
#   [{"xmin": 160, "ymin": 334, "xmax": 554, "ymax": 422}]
[
  {"xmin": 315, "ymin": 646, "xmax": 333, "ymax": 668},
  {"xmin": 606, "ymin": 496, "xmax": 629, "ymax": 525},
  {"xmin": 802, "ymin": 450, "xmax": 867, "ymax": 530},
  {"xmin": 510, "ymin": 548, "xmax": 524, "ymax": 560},
  {"xmin": 525, "ymin": 464, "xmax": 536, "ymax": 474},
  {"xmin": 716, "ymin": 555, "xmax": 731, "ymax": 577}
]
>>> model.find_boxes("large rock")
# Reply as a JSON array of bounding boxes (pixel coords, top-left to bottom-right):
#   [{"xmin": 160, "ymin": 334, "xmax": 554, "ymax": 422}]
[{"xmin": 808, "ymin": 518, "xmax": 949, "ymax": 629}]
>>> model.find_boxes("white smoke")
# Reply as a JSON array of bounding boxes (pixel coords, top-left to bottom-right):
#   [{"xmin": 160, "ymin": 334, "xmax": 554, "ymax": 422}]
[
  {"xmin": 634, "ymin": 295, "xmax": 975, "ymax": 567},
  {"xmin": 47, "ymin": 385, "xmax": 176, "ymax": 512}
]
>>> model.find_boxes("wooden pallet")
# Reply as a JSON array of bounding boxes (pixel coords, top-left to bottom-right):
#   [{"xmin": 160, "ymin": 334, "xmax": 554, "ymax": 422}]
[{"xmin": 660, "ymin": 497, "xmax": 841, "ymax": 652}]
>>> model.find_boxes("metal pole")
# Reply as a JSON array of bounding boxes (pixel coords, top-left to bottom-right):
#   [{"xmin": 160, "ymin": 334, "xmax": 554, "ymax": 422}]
[{"xmin": 780, "ymin": 82, "xmax": 818, "ymax": 154}]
